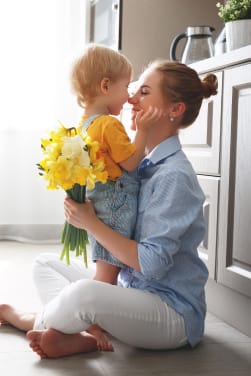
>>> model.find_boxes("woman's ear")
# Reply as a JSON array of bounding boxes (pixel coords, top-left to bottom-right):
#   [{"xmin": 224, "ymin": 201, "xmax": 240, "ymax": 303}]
[
  {"xmin": 100, "ymin": 77, "xmax": 110, "ymax": 94},
  {"xmin": 170, "ymin": 102, "xmax": 186, "ymax": 118}
]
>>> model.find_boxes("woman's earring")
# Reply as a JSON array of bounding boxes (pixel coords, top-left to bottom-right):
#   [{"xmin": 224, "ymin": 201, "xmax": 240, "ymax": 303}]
[{"xmin": 169, "ymin": 116, "xmax": 175, "ymax": 122}]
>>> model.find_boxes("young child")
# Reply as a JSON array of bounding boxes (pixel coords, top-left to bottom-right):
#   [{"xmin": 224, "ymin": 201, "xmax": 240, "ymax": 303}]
[{"xmin": 70, "ymin": 44, "xmax": 162, "ymax": 349}]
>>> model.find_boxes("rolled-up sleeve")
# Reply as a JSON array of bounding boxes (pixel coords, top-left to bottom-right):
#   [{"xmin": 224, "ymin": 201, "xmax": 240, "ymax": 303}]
[{"xmin": 137, "ymin": 168, "xmax": 205, "ymax": 280}]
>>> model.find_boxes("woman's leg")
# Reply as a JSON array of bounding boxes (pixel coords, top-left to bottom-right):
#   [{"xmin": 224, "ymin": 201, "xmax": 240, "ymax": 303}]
[
  {"xmin": 0, "ymin": 252, "xmax": 90, "ymax": 332},
  {"xmin": 32, "ymin": 252, "xmax": 114, "ymax": 351},
  {"xmin": 32, "ymin": 252, "xmax": 93, "ymax": 304},
  {"xmin": 88, "ymin": 260, "xmax": 120, "ymax": 348},
  {"xmin": 0, "ymin": 304, "xmax": 35, "ymax": 331},
  {"xmin": 32, "ymin": 279, "xmax": 187, "ymax": 351}
]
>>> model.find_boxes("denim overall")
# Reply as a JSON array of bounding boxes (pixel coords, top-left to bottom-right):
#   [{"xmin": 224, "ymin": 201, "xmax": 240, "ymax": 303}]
[{"xmin": 82, "ymin": 115, "xmax": 140, "ymax": 267}]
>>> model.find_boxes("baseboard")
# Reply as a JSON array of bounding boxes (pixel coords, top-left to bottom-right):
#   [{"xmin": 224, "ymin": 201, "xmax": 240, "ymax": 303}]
[
  {"xmin": 0, "ymin": 224, "xmax": 62, "ymax": 243},
  {"xmin": 206, "ymin": 278, "xmax": 251, "ymax": 337}
]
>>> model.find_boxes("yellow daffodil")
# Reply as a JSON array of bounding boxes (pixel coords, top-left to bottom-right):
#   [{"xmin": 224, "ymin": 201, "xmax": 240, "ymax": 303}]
[{"xmin": 37, "ymin": 122, "xmax": 108, "ymax": 266}]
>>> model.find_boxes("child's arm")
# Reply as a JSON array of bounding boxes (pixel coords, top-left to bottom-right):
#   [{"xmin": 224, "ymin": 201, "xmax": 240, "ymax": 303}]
[{"xmin": 119, "ymin": 106, "xmax": 163, "ymax": 172}]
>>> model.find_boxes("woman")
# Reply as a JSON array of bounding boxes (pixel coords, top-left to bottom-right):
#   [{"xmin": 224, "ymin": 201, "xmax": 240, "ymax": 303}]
[{"xmin": 0, "ymin": 60, "xmax": 217, "ymax": 358}]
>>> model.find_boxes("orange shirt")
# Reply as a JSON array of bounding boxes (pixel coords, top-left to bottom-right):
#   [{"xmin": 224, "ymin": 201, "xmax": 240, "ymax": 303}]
[{"xmin": 81, "ymin": 115, "xmax": 136, "ymax": 180}]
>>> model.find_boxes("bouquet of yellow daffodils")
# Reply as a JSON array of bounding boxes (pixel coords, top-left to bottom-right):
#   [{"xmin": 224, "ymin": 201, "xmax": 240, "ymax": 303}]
[{"xmin": 37, "ymin": 123, "xmax": 108, "ymax": 266}]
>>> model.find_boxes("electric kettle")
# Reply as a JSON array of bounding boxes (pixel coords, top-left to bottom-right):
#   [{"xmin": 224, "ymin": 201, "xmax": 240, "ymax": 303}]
[{"xmin": 169, "ymin": 26, "xmax": 215, "ymax": 65}]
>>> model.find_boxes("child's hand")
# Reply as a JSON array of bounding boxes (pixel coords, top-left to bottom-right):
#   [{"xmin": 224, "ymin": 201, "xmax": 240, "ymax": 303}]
[{"xmin": 135, "ymin": 106, "xmax": 164, "ymax": 130}]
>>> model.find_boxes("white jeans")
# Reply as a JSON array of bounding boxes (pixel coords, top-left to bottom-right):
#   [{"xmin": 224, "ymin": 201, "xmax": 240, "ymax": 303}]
[{"xmin": 33, "ymin": 253, "xmax": 187, "ymax": 350}]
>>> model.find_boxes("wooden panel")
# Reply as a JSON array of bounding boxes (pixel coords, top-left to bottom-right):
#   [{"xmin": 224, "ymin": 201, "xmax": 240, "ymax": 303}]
[
  {"xmin": 232, "ymin": 87, "xmax": 251, "ymax": 267},
  {"xmin": 217, "ymin": 64, "xmax": 251, "ymax": 298},
  {"xmin": 180, "ymin": 71, "xmax": 222, "ymax": 176}
]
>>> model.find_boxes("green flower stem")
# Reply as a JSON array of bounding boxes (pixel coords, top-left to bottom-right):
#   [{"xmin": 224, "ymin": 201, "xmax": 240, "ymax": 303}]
[{"xmin": 60, "ymin": 184, "xmax": 89, "ymax": 267}]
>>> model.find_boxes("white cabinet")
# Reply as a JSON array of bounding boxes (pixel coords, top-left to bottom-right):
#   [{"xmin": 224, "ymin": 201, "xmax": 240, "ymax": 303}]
[
  {"xmin": 179, "ymin": 72, "xmax": 222, "ymax": 176},
  {"xmin": 217, "ymin": 63, "xmax": 251, "ymax": 299},
  {"xmin": 181, "ymin": 46, "xmax": 251, "ymax": 336},
  {"xmin": 179, "ymin": 72, "xmax": 222, "ymax": 280}
]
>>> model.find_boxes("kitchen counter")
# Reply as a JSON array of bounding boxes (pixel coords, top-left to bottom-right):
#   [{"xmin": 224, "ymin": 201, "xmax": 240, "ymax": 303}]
[{"xmin": 190, "ymin": 44, "xmax": 251, "ymax": 74}]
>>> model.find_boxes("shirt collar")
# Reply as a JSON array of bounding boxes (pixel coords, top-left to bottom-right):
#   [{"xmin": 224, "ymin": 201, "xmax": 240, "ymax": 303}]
[{"xmin": 146, "ymin": 135, "xmax": 181, "ymax": 165}]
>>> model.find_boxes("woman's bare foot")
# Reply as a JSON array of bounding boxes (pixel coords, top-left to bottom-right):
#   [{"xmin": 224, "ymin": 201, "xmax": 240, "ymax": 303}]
[
  {"xmin": 26, "ymin": 328, "xmax": 113, "ymax": 359},
  {"xmin": 87, "ymin": 324, "xmax": 113, "ymax": 351},
  {"xmin": 0, "ymin": 304, "xmax": 35, "ymax": 332}
]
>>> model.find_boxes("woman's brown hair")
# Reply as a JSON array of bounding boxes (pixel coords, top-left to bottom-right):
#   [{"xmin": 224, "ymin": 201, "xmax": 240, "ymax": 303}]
[{"xmin": 149, "ymin": 60, "xmax": 218, "ymax": 127}]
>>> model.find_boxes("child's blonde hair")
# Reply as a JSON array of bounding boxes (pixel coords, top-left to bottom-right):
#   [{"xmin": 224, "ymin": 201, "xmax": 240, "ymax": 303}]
[{"xmin": 71, "ymin": 44, "xmax": 132, "ymax": 108}]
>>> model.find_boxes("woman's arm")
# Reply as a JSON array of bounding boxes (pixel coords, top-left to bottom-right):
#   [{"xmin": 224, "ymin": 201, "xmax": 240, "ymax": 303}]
[
  {"xmin": 64, "ymin": 197, "xmax": 141, "ymax": 271},
  {"xmin": 119, "ymin": 107, "xmax": 163, "ymax": 172}
]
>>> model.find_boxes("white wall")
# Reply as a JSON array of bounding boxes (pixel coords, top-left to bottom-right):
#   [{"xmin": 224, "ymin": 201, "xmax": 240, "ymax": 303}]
[{"xmin": 0, "ymin": 1, "xmax": 88, "ymax": 231}]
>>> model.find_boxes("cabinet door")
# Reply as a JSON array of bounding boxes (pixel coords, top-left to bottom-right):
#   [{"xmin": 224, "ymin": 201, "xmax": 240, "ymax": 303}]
[
  {"xmin": 180, "ymin": 72, "xmax": 222, "ymax": 176},
  {"xmin": 198, "ymin": 175, "xmax": 219, "ymax": 280},
  {"xmin": 217, "ymin": 64, "xmax": 251, "ymax": 298}
]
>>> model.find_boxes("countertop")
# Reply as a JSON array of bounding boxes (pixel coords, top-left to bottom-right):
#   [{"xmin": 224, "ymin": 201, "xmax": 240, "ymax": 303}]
[{"xmin": 190, "ymin": 44, "xmax": 251, "ymax": 73}]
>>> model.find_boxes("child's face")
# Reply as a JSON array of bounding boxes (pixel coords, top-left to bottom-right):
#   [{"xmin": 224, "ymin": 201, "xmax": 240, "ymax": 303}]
[
  {"xmin": 129, "ymin": 68, "xmax": 166, "ymax": 113},
  {"xmin": 106, "ymin": 76, "xmax": 130, "ymax": 115}
]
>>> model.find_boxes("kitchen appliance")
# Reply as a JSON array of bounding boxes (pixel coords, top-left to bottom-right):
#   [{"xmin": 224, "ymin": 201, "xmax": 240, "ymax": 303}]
[{"xmin": 169, "ymin": 26, "xmax": 215, "ymax": 64}]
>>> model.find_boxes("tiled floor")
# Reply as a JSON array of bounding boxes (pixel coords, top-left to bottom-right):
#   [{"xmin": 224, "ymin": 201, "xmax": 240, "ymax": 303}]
[{"xmin": 0, "ymin": 241, "xmax": 251, "ymax": 376}]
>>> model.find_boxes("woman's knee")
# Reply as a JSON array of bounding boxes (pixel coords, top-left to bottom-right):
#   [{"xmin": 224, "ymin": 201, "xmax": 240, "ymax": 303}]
[
  {"xmin": 67, "ymin": 279, "xmax": 107, "ymax": 308},
  {"xmin": 32, "ymin": 252, "xmax": 58, "ymax": 273},
  {"xmin": 68, "ymin": 278, "xmax": 94, "ymax": 295}
]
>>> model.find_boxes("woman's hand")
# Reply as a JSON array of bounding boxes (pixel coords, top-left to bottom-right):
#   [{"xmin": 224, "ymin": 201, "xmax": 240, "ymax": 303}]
[
  {"xmin": 130, "ymin": 109, "xmax": 137, "ymax": 131},
  {"xmin": 135, "ymin": 106, "xmax": 164, "ymax": 131},
  {"xmin": 64, "ymin": 197, "xmax": 97, "ymax": 231},
  {"xmin": 64, "ymin": 196, "xmax": 141, "ymax": 271}
]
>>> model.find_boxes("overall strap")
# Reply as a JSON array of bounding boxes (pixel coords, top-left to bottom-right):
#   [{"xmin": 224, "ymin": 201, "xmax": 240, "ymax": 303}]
[{"xmin": 82, "ymin": 114, "xmax": 102, "ymax": 133}]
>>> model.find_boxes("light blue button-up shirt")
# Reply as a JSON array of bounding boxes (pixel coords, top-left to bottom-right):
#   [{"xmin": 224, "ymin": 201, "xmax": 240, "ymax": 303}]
[{"xmin": 119, "ymin": 135, "xmax": 209, "ymax": 347}]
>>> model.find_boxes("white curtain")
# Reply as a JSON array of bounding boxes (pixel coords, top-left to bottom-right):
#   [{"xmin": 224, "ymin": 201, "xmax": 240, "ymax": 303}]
[{"xmin": 0, "ymin": 0, "xmax": 88, "ymax": 242}]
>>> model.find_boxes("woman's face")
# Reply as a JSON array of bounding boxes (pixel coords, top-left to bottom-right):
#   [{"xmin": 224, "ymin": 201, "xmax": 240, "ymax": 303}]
[{"xmin": 128, "ymin": 68, "xmax": 166, "ymax": 112}]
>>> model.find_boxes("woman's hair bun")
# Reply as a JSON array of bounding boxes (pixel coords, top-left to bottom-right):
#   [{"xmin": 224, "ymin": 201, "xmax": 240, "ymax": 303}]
[{"xmin": 201, "ymin": 73, "xmax": 218, "ymax": 99}]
